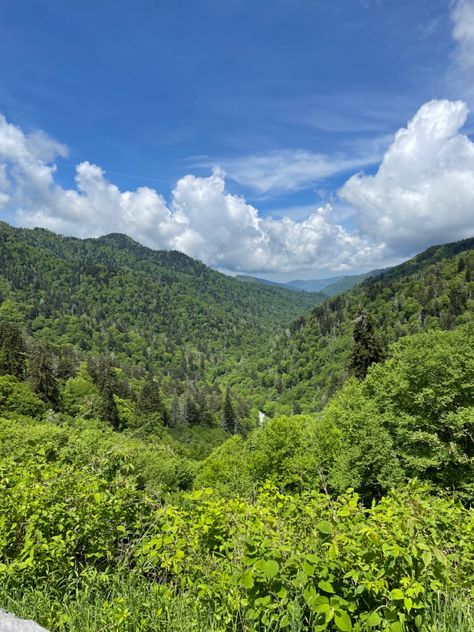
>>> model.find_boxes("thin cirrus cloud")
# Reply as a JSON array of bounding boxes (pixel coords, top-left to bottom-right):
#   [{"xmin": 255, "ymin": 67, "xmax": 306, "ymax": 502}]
[
  {"xmin": 451, "ymin": 0, "xmax": 474, "ymax": 72},
  {"xmin": 197, "ymin": 145, "xmax": 384, "ymax": 196},
  {"xmin": 2, "ymin": 97, "xmax": 474, "ymax": 276}
]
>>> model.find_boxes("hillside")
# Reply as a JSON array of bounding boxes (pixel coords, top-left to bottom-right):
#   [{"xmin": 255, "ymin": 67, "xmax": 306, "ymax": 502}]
[
  {"xmin": 0, "ymin": 225, "xmax": 473, "ymax": 631},
  {"xmin": 0, "ymin": 222, "xmax": 324, "ymax": 378},
  {"xmin": 229, "ymin": 236, "xmax": 474, "ymax": 413}
]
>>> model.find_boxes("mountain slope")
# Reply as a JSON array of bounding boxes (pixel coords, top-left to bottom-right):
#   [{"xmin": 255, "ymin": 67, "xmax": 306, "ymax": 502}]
[
  {"xmin": 318, "ymin": 271, "xmax": 382, "ymax": 296},
  {"xmin": 229, "ymin": 237, "xmax": 474, "ymax": 413},
  {"xmin": 0, "ymin": 222, "xmax": 324, "ymax": 377}
]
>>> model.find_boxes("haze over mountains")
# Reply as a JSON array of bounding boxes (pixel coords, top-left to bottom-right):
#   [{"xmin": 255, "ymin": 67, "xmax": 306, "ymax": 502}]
[{"xmin": 236, "ymin": 271, "xmax": 380, "ymax": 296}]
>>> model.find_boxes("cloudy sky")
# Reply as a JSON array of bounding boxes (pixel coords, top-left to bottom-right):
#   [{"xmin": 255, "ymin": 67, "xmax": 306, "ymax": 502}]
[{"xmin": 1, "ymin": 0, "xmax": 474, "ymax": 280}]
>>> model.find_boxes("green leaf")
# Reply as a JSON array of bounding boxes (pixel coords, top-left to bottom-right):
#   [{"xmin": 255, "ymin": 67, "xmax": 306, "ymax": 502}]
[
  {"xmin": 262, "ymin": 559, "xmax": 279, "ymax": 580},
  {"xmin": 421, "ymin": 550, "xmax": 432, "ymax": 567},
  {"xmin": 390, "ymin": 588, "xmax": 404, "ymax": 600},
  {"xmin": 365, "ymin": 612, "xmax": 382, "ymax": 627},
  {"xmin": 240, "ymin": 571, "xmax": 254, "ymax": 589},
  {"xmin": 305, "ymin": 553, "xmax": 319, "ymax": 564},
  {"xmin": 317, "ymin": 521, "xmax": 333, "ymax": 535},
  {"xmin": 314, "ymin": 603, "xmax": 331, "ymax": 614},
  {"xmin": 334, "ymin": 609, "xmax": 352, "ymax": 631},
  {"xmin": 404, "ymin": 597, "xmax": 413, "ymax": 613},
  {"xmin": 318, "ymin": 580, "xmax": 335, "ymax": 593}
]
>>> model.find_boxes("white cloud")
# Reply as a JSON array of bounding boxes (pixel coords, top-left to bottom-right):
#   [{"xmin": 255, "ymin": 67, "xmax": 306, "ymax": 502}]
[
  {"xmin": 451, "ymin": 0, "xmax": 474, "ymax": 72},
  {"xmin": 2, "ymin": 101, "xmax": 474, "ymax": 277},
  {"xmin": 198, "ymin": 146, "xmax": 382, "ymax": 196},
  {"xmin": 340, "ymin": 99, "xmax": 474, "ymax": 254},
  {"xmin": 0, "ymin": 113, "xmax": 381, "ymax": 274}
]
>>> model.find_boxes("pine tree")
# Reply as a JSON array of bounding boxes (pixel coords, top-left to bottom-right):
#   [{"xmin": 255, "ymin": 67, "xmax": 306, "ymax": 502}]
[
  {"xmin": 0, "ymin": 322, "xmax": 27, "ymax": 379},
  {"xmin": 222, "ymin": 388, "xmax": 237, "ymax": 434},
  {"xmin": 348, "ymin": 309, "xmax": 385, "ymax": 380},
  {"xmin": 137, "ymin": 377, "xmax": 163, "ymax": 416},
  {"xmin": 100, "ymin": 378, "xmax": 120, "ymax": 431},
  {"xmin": 28, "ymin": 343, "xmax": 60, "ymax": 409},
  {"xmin": 171, "ymin": 394, "xmax": 180, "ymax": 427},
  {"xmin": 183, "ymin": 392, "xmax": 201, "ymax": 426}
]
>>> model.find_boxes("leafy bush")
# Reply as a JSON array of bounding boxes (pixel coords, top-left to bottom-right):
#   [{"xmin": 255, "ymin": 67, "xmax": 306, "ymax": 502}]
[
  {"xmin": 0, "ymin": 455, "xmax": 151, "ymax": 588},
  {"xmin": 0, "ymin": 375, "xmax": 46, "ymax": 417},
  {"xmin": 196, "ymin": 415, "xmax": 330, "ymax": 496},
  {"xmin": 139, "ymin": 483, "xmax": 474, "ymax": 631}
]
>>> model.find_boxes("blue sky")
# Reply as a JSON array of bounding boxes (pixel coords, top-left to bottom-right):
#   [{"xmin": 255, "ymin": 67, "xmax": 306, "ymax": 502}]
[{"xmin": 1, "ymin": 0, "xmax": 474, "ymax": 279}]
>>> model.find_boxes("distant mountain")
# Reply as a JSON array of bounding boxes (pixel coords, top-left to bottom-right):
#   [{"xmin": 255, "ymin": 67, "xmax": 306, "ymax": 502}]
[
  {"xmin": 237, "ymin": 271, "xmax": 382, "ymax": 297},
  {"xmin": 318, "ymin": 270, "xmax": 384, "ymax": 296},
  {"xmin": 235, "ymin": 275, "xmax": 288, "ymax": 289},
  {"xmin": 286, "ymin": 277, "xmax": 342, "ymax": 292}
]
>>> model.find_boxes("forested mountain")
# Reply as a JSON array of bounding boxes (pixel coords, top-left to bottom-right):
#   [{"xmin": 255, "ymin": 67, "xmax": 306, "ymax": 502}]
[
  {"xmin": 0, "ymin": 223, "xmax": 473, "ymax": 631},
  {"xmin": 0, "ymin": 221, "xmax": 323, "ymax": 378},
  {"xmin": 230, "ymin": 237, "xmax": 474, "ymax": 413}
]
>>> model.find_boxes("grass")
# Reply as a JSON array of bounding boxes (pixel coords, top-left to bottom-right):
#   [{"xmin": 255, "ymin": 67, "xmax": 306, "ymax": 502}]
[
  {"xmin": 1, "ymin": 573, "xmax": 472, "ymax": 631},
  {"xmin": 424, "ymin": 592, "xmax": 474, "ymax": 632}
]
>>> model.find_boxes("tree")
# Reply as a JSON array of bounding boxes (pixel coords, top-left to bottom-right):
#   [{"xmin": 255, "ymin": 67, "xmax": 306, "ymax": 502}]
[
  {"xmin": 0, "ymin": 374, "xmax": 46, "ymax": 417},
  {"xmin": 62, "ymin": 362, "xmax": 101, "ymax": 418},
  {"xmin": 100, "ymin": 373, "xmax": 120, "ymax": 431},
  {"xmin": 348, "ymin": 309, "xmax": 385, "ymax": 380},
  {"xmin": 183, "ymin": 392, "xmax": 201, "ymax": 426},
  {"xmin": 28, "ymin": 342, "xmax": 60, "ymax": 409},
  {"xmin": 137, "ymin": 377, "xmax": 163, "ymax": 416},
  {"xmin": 222, "ymin": 388, "xmax": 237, "ymax": 434},
  {"xmin": 0, "ymin": 322, "xmax": 27, "ymax": 379}
]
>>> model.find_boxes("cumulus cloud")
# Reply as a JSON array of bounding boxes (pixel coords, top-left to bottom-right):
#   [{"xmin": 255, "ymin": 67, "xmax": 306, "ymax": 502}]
[
  {"xmin": 339, "ymin": 99, "xmax": 474, "ymax": 255},
  {"xmin": 0, "ymin": 113, "xmax": 380, "ymax": 274},
  {"xmin": 2, "ymin": 100, "xmax": 474, "ymax": 276}
]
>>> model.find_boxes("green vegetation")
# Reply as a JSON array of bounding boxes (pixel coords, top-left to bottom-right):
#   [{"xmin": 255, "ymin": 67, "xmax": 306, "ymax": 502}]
[
  {"xmin": 230, "ymin": 237, "xmax": 474, "ymax": 413},
  {"xmin": 0, "ymin": 223, "xmax": 473, "ymax": 630}
]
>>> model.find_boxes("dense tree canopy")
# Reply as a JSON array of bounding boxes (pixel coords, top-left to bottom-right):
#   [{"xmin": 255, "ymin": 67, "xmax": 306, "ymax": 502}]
[{"xmin": 0, "ymin": 222, "xmax": 473, "ymax": 631}]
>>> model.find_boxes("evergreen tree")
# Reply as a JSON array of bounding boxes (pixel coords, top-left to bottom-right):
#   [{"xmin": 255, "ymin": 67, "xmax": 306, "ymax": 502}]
[
  {"xmin": 137, "ymin": 377, "xmax": 163, "ymax": 416},
  {"xmin": 222, "ymin": 388, "xmax": 237, "ymax": 434},
  {"xmin": 0, "ymin": 322, "xmax": 27, "ymax": 379},
  {"xmin": 28, "ymin": 342, "xmax": 60, "ymax": 409},
  {"xmin": 348, "ymin": 309, "xmax": 385, "ymax": 380},
  {"xmin": 100, "ymin": 374, "xmax": 120, "ymax": 431},
  {"xmin": 171, "ymin": 393, "xmax": 180, "ymax": 427},
  {"xmin": 183, "ymin": 392, "xmax": 201, "ymax": 426}
]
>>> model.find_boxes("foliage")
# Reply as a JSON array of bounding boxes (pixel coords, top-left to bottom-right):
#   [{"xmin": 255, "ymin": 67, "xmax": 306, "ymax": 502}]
[
  {"xmin": 0, "ymin": 321, "xmax": 27, "ymax": 379},
  {"xmin": 62, "ymin": 362, "xmax": 101, "ymax": 418},
  {"xmin": 321, "ymin": 326, "xmax": 474, "ymax": 500},
  {"xmin": 230, "ymin": 238, "xmax": 474, "ymax": 412},
  {"xmin": 348, "ymin": 309, "xmax": 385, "ymax": 379},
  {"xmin": 139, "ymin": 483, "xmax": 474, "ymax": 631},
  {"xmin": 1, "ymin": 222, "xmax": 474, "ymax": 630},
  {"xmin": 0, "ymin": 375, "xmax": 46, "ymax": 417}
]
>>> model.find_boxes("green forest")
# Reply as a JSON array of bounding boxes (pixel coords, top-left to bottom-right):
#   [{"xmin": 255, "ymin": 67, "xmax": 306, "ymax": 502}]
[{"xmin": 0, "ymin": 222, "xmax": 473, "ymax": 631}]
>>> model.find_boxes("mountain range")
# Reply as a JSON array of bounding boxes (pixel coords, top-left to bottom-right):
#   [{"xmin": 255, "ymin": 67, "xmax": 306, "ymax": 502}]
[{"xmin": 236, "ymin": 271, "xmax": 380, "ymax": 296}]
